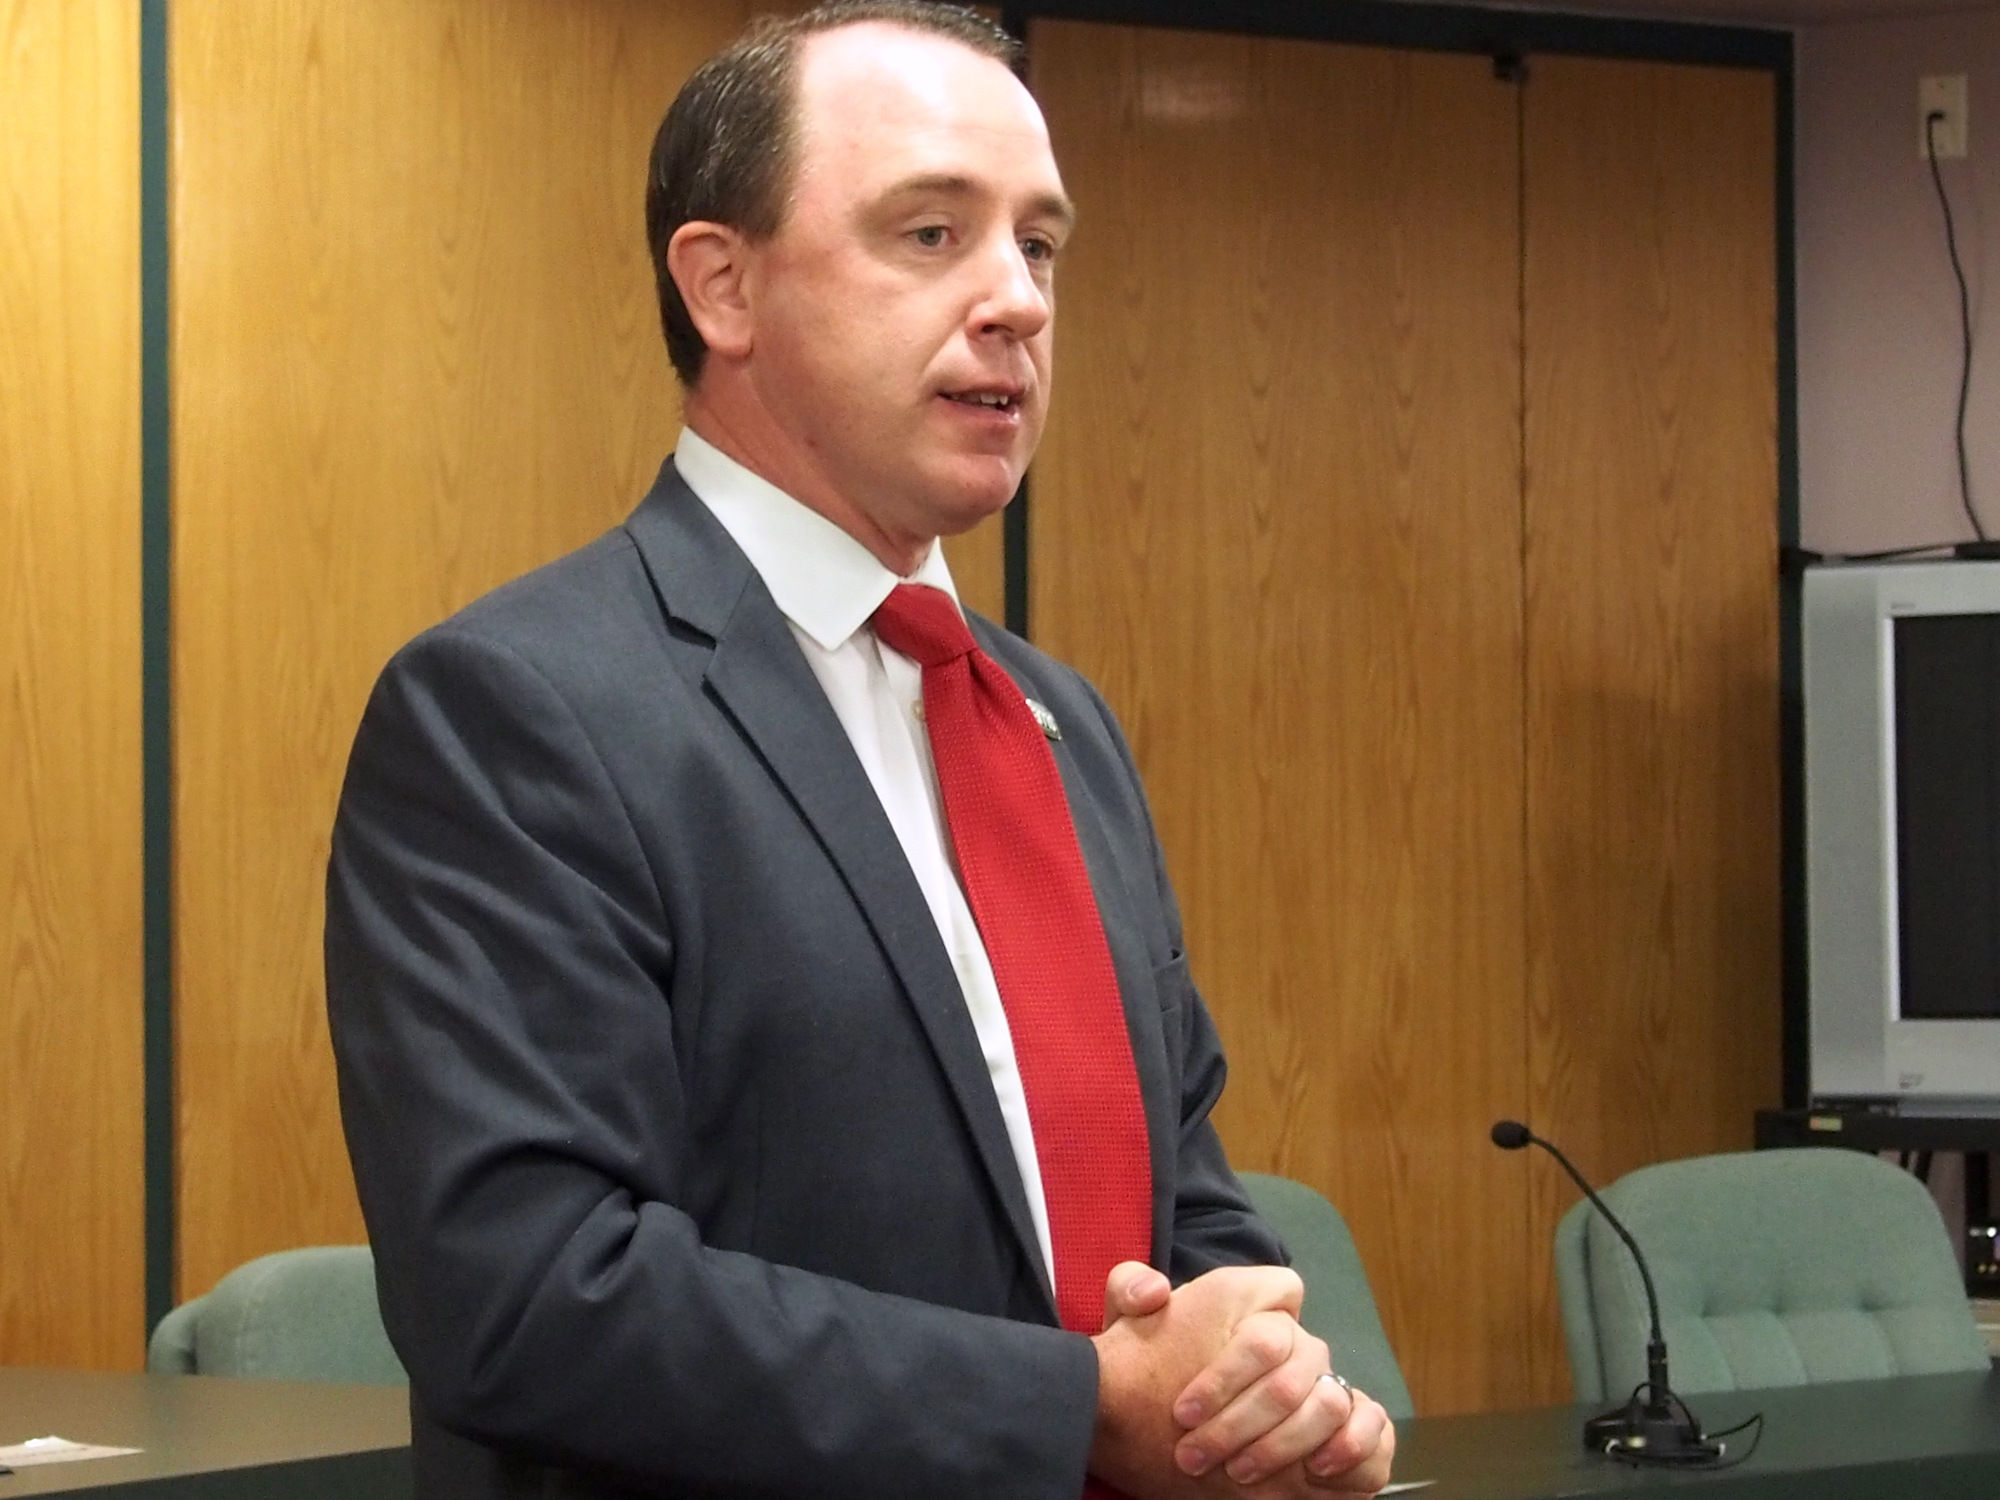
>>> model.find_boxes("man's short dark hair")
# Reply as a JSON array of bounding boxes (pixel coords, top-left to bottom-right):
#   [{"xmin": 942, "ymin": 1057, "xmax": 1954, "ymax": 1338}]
[{"xmin": 645, "ymin": 2, "xmax": 1024, "ymax": 388}]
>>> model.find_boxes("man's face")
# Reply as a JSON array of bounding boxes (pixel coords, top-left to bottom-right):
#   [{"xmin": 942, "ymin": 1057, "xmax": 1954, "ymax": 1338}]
[{"xmin": 741, "ymin": 25, "xmax": 1072, "ymax": 557}]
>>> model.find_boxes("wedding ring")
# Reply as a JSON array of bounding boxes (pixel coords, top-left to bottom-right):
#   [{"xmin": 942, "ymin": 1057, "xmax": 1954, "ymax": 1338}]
[{"xmin": 1319, "ymin": 1372, "xmax": 1352, "ymax": 1392}]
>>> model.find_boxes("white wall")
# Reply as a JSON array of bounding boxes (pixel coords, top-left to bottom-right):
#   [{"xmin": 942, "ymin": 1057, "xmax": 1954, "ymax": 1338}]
[{"xmin": 1796, "ymin": 10, "xmax": 2000, "ymax": 552}]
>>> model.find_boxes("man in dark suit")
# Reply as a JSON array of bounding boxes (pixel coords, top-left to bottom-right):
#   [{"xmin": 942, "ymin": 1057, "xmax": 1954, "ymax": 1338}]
[{"xmin": 325, "ymin": 4, "xmax": 1396, "ymax": 1497}]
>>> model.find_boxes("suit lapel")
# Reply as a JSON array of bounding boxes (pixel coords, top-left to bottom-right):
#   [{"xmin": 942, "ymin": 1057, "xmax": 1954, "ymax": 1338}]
[{"xmin": 623, "ymin": 464, "xmax": 1053, "ymax": 1315}]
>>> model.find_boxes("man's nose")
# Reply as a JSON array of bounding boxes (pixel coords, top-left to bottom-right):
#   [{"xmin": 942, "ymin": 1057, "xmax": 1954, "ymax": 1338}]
[{"xmin": 971, "ymin": 234, "xmax": 1050, "ymax": 340}]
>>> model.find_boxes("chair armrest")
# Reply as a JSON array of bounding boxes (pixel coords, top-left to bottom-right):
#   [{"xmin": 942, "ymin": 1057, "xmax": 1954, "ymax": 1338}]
[{"xmin": 147, "ymin": 1296, "xmax": 206, "ymax": 1374}]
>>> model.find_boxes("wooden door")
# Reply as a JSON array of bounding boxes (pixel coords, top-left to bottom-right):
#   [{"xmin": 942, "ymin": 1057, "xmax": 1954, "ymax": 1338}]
[
  {"xmin": 1032, "ymin": 20, "xmax": 1532, "ymax": 1415},
  {"xmin": 1033, "ymin": 25, "xmax": 1780, "ymax": 1413},
  {"xmin": 1520, "ymin": 55, "xmax": 1781, "ymax": 1396}
]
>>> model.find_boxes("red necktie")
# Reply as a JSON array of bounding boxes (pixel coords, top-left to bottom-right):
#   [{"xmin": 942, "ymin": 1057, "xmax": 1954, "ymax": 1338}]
[{"xmin": 871, "ymin": 583, "xmax": 1153, "ymax": 1356}]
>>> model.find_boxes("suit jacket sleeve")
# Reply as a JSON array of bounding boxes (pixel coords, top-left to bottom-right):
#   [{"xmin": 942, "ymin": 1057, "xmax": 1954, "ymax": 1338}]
[{"xmin": 326, "ymin": 625, "xmax": 1100, "ymax": 1499}]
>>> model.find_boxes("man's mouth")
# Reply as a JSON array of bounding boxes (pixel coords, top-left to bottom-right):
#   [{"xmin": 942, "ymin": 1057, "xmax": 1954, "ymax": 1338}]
[{"xmin": 942, "ymin": 389, "xmax": 1019, "ymax": 412}]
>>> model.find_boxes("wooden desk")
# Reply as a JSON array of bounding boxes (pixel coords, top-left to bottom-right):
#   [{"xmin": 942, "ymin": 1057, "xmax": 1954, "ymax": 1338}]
[
  {"xmin": 1395, "ymin": 1367, "xmax": 2000, "ymax": 1498},
  {"xmin": 0, "ymin": 1368, "xmax": 408, "ymax": 1498}
]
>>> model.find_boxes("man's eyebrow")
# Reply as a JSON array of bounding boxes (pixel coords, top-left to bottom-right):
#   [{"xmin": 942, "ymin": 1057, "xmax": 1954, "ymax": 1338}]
[
  {"xmin": 878, "ymin": 173, "xmax": 1077, "ymax": 230},
  {"xmin": 1031, "ymin": 191, "xmax": 1079, "ymax": 232}
]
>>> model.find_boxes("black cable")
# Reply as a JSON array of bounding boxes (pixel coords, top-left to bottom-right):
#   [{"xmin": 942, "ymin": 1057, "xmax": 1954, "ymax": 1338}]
[
  {"xmin": 1596, "ymin": 1384, "xmax": 1764, "ymax": 1471},
  {"xmin": 1700, "ymin": 1410, "xmax": 1767, "ymax": 1470},
  {"xmin": 1842, "ymin": 541, "xmax": 1958, "ymax": 561},
  {"xmin": 1596, "ymin": 1385, "xmax": 1717, "ymax": 1468},
  {"xmin": 1925, "ymin": 110, "xmax": 1982, "ymax": 542}
]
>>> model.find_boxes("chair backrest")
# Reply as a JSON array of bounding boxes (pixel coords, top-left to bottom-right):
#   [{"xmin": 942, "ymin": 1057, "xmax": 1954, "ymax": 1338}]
[
  {"xmin": 147, "ymin": 1245, "xmax": 407, "ymax": 1385},
  {"xmin": 1238, "ymin": 1172, "xmax": 1414, "ymax": 1418},
  {"xmin": 1554, "ymin": 1149, "xmax": 1989, "ymax": 1402}
]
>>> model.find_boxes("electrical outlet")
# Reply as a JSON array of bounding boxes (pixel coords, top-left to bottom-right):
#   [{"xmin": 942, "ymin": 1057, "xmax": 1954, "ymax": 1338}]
[{"xmin": 1920, "ymin": 74, "xmax": 1968, "ymax": 160}]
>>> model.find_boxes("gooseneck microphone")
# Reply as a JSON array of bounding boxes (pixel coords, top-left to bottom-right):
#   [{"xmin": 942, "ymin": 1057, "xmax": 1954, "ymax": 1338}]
[{"xmin": 1490, "ymin": 1120, "xmax": 1723, "ymax": 1465}]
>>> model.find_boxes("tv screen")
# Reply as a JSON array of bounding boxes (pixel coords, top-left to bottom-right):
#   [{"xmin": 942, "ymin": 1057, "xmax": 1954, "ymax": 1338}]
[{"xmin": 1895, "ymin": 612, "xmax": 2000, "ymax": 1020}]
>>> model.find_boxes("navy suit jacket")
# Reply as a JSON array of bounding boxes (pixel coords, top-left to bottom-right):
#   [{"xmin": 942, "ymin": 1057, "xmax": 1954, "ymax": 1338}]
[{"xmin": 325, "ymin": 461, "xmax": 1280, "ymax": 1498}]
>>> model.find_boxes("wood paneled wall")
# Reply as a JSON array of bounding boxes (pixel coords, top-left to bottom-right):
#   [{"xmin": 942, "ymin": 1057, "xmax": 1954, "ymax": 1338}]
[
  {"xmin": 170, "ymin": 0, "xmax": 755, "ymax": 1300},
  {"xmin": 1, "ymin": 0, "xmax": 1776, "ymax": 1397},
  {"xmin": 1034, "ymin": 22, "xmax": 1780, "ymax": 1413},
  {"xmin": 1520, "ymin": 55, "xmax": 1781, "ymax": 1397},
  {"xmin": 0, "ymin": 0, "xmax": 146, "ymax": 1369}
]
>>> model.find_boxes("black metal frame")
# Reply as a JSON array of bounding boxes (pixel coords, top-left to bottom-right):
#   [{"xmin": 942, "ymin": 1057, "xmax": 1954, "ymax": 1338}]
[{"xmin": 141, "ymin": 0, "xmax": 175, "ymax": 1338}]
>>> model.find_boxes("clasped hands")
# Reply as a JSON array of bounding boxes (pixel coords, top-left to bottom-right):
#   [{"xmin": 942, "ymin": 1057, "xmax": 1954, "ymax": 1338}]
[{"xmin": 1089, "ymin": 1262, "xmax": 1396, "ymax": 1499}]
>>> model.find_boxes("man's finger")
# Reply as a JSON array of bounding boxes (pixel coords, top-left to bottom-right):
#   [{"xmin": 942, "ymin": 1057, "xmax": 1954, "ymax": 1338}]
[
  {"xmin": 1099, "ymin": 1260, "xmax": 1170, "ymax": 1331},
  {"xmin": 1304, "ymin": 1397, "xmax": 1395, "ymax": 1492},
  {"xmin": 1163, "ymin": 1266, "xmax": 1304, "ymax": 1426},
  {"xmin": 1212, "ymin": 1371, "xmax": 1355, "ymax": 1485},
  {"xmin": 1169, "ymin": 1311, "xmax": 1323, "ymax": 1472},
  {"xmin": 1170, "ymin": 1304, "xmax": 1321, "ymax": 1430}
]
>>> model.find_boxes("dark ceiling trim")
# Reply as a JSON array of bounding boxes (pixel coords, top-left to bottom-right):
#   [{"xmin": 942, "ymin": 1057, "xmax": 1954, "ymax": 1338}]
[{"xmin": 1003, "ymin": 0, "xmax": 1788, "ymax": 67}]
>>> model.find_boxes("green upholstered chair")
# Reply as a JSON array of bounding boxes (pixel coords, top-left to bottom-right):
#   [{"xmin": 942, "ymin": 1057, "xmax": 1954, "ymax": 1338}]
[
  {"xmin": 147, "ymin": 1245, "xmax": 407, "ymax": 1385},
  {"xmin": 1555, "ymin": 1148, "xmax": 1989, "ymax": 1403},
  {"xmin": 1238, "ymin": 1171, "xmax": 1414, "ymax": 1418}
]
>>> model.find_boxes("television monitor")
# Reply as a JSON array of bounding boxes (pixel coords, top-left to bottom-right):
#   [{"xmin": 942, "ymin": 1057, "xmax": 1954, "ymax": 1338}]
[{"xmin": 1805, "ymin": 560, "xmax": 2000, "ymax": 1114}]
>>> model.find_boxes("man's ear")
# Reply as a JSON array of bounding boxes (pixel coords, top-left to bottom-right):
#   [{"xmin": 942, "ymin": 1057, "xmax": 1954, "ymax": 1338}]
[{"xmin": 667, "ymin": 221, "xmax": 756, "ymax": 363}]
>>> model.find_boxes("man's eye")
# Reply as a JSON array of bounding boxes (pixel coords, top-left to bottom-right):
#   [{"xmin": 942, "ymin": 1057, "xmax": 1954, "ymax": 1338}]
[
  {"xmin": 1021, "ymin": 236, "xmax": 1056, "ymax": 263},
  {"xmin": 911, "ymin": 225, "xmax": 948, "ymax": 248}
]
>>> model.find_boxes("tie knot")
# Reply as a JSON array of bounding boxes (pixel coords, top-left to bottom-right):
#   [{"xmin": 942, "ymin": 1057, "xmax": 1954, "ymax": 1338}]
[{"xmin": 871, "ymin": 583, "xmax": 976, "ymax": 668}]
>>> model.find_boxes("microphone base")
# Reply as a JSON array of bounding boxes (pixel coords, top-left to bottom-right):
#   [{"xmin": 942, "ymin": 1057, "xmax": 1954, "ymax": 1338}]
[{"xmin": 1583, "ymin": 1402, "xmax": 1724, "ymax": 1465}]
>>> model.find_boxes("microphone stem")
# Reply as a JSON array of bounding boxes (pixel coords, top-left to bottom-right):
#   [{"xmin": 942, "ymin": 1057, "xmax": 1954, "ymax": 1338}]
[{"xmin": 1530, "ymin": 1131, "xmax": 1672, "ymax": 1409}]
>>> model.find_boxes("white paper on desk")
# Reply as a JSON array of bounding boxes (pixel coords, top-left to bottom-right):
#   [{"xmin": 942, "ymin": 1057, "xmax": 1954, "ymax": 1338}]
[{"xmin": 0, "ymin": 1435, "xmax": 143, "ymax": 1467}]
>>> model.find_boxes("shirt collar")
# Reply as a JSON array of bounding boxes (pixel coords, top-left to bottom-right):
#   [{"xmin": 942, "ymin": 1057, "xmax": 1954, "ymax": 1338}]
[{"xmin": 674, "ymin": 427, "xmax": 959, "ymax": 652}]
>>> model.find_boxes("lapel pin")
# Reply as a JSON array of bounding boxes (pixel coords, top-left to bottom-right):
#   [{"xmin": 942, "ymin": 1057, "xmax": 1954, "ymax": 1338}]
[{"xmin": 1025, "ymin": 698, "xmax": 1062, "ymax": 741}]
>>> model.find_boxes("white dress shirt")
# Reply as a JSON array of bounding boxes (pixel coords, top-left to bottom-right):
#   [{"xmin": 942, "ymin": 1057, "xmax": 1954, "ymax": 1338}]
[{"xmin": 673, "ymin": 427, "xmax": 1056, "ymax": 1284}]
